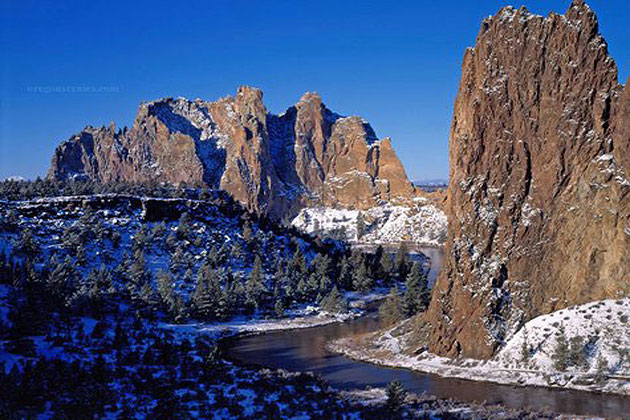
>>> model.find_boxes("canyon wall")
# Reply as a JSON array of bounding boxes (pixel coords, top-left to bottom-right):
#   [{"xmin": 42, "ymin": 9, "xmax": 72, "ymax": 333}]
[{"xmin": 426, "ymin": 1, "xmax": 630, "ymax": 359}]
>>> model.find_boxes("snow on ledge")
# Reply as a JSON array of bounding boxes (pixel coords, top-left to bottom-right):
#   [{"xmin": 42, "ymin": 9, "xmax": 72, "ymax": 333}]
[{"xmin": 291, "ymin": 203, "xmax": 447, "ymax": 246}]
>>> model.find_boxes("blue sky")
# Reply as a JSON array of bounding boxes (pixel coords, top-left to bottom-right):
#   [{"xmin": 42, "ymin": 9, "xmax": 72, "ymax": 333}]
[{"xmin": 1, "ymin": 0, "xmax": 628, "ymax": 181}]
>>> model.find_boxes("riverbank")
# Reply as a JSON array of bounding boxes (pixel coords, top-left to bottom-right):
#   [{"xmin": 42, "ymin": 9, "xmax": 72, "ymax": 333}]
[
  {"xmin": 215, "ymin": 311, "xmax": 562, "ymax": 419},
  {"xmin": 329, "ymin": 299, "xmax": 630, "ymax": 397}
]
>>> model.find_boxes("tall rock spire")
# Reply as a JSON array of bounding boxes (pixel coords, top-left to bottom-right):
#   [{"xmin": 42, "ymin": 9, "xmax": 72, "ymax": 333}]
[{"xmin": 424, "ymin": 2, "xmax": 629, "ymax": 359}]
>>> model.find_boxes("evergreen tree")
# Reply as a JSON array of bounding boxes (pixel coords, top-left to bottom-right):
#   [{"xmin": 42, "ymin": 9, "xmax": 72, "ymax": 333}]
[
  {"xmin": 2, "ymin": 208, "xmax": 19, "ymax": 232},
  {"xmin": 553, "ymin": 323, "xmax": 570, "ymax": 371},
  {"xmin": 320, "ymin": 286, "xmax": 348, "ymax": 314},
  {"xmin": 245, "ymin": 256, "xmax": 266, "ymax": 311},
  {"xmin": 292, "ymin": 248, "xmax": 308, "ymax": 276},
  {"xmin": 176, "ymin": 212, "xmax": 192, "ymax": 240},
  {"xmin": 394, "ymin": 243, "xmax": 410, "ymax": 280},
  {"xmin": 372, "ymin": 245, "xmax": 384, "ymax": 279},
  {"xmin": 568, "ymin": 335, "xmax": 586, "ymax": 368},
  {"xmin": 165, "ymin": 231, "xmax": 178, "ymax": 250},
  {"xmin": 386, "ymin": 380, "xmax": 407, "ymax": 413},
  {"xmin": 192, "ymin": 265, "xmax": 219, "ymax": 320},
  {"xmin": 274, "ymin": 284, "xmax": 286, "ymax": 318},
  {"xmin": 595, "ymin": 354, "xmax": 609, "ymax": 383},
  {"xmin": 138, "ymin": 282, "xmax": 159, "ymax": 312},
  {"xmin": 403, "ymin": 261, "xmax": 426, "ymax": 316},
  {"xmin": 74, "ymin": 264, "xmax": 114, "ymax": 313},
  {"xmin": 156, "ymin": 270, "xmax": 176, "ymax": 316},
  {"xmin": 242, "ymin": 221, "xmax": 254, "ymax": 243},
  {"xmin": 75, "ymin": 243, "xmax": 87, "ymax": 266},
  {"xmin": 352, "ymin": 260, "xmax": 373, "ymax": 292},
  {"xmin": 379, "ymin": 251, "xmax": 394, "ymax": 284},
  {"xmin": 151, "ymin": 222, "xmax": 166, "ymax": 240},
  {"xmin": 215, "ymin": 270, "xmax": 235, "ymax": 320},
  {"xmin": 47, "ymin": 255, "xmax": 77, "ymax": 304},
  {"xmin": 170, "ymin": 246, "xmax": 186, "ymax": 274},
  {"xmin": 337, "ymin": 256, "xmax": 353, "ymax": 290},
  {"xmin": 129, "ymin": 249, "xmax": 150, "ymax": 286},
  {"xmin": 520, "ymin": 325, "xmax": 530, "ymax": 364},
  {"xmin": 13, "ymin": 228, "xmax": 41, "ymax": 261},
  {"xmin": 356, "ymin": 211, "xmax": 366, "ymax": 240},
  {"xmin": 230, "ymin": 243, "xmax": 243, "ymax": 262},
  {"xmin": 132, "ymin": 225, "xmax": 150, "ymax": 252},
  {"xmin": 312, "ymin": 254, "xmax": 332, "ymax": 300},
  {"xmin": 379, "ymin": 287, "xmax": 404, "ymax": 326}
]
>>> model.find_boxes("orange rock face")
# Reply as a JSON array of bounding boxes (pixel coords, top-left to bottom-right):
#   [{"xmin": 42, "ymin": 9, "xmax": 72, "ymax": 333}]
[
  {"xmin": 48, "ymin": 87, "xmax": 416, "ymax": 218},
  {"xmin": 425, "ymin": 1, "xmax": 630, "ymax": 359}
]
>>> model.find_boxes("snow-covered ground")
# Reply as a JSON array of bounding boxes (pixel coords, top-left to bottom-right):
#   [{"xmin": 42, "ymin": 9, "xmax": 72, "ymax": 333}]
[
  {"xmin": 330, "ymin": 298, "xmax": 630, "ymax": 395},
  {"xmin": 292, "ymin": 200, "xmax": 447, "ymax": 246},
  {"xmin": 162, "ymin": 288, "xmax": 392, "ymax": 340},
  {"xmin": 162, "ymin": 308, "xmax": 358, "ymax": 341}
]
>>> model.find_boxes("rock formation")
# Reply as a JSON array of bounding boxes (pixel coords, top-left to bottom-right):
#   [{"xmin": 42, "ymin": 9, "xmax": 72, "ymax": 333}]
[
  {"xmin": 48, "ymin": 87, "xmax": 417, "ymax": 218},
  {"xmin": 425, "ymin": 0, "xmax": 630, "ymax": 359}
]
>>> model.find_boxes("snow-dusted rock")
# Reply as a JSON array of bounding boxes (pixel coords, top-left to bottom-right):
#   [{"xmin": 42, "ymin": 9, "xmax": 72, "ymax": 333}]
[{"xmin": 291, "ymin": 202, "xmax": 447, "ymax": 246}]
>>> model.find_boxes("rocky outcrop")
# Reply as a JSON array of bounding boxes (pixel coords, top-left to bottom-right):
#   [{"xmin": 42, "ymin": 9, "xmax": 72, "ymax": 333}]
[
  {"xmin": 49, "ymin": 87, "xmax": 416, "ymax": 218},
  {"xmin": 425, "ymin": 1, "xmax": 630, "ymax": 359}
]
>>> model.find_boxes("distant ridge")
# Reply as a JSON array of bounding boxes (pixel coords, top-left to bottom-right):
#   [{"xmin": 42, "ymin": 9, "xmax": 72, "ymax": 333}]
[{"xmin": 48, "ymin": 86, "xmax": 419, "ymax": 219}]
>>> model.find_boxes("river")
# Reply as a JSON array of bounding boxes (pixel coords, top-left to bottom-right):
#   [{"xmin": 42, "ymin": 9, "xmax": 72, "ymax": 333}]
[{"xmin": 224, "ymin": 247, "xmax": 630, "ymax": 418}]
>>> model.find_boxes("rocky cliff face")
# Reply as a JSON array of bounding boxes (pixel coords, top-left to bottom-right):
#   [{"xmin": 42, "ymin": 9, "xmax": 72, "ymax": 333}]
[
  {"xmin": 49, "ymin": 87, "xmax": 416, "ymax": 218},
  {"xmin": 425, "ymin": 1, "xmax": 630, "ymax": 359}
]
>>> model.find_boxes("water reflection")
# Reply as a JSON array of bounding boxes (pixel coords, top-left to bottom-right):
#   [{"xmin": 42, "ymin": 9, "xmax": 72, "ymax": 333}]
[{"xmin": 226, "ymin": 248, "xmax": 630, "ymax": 417}]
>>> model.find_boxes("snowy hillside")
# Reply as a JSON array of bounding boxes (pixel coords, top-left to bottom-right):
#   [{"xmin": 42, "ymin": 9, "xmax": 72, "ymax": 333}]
[
  {"xmin": 494, "ymin": 298, "xmax": 630, "ymax": 387},
  {"xmin": 331, "ymin": 298, "xmax": 630, "ymax": 395},
  {"xmin": 291, "ymin": 200, "xmax": 447, "ymax": 246}
]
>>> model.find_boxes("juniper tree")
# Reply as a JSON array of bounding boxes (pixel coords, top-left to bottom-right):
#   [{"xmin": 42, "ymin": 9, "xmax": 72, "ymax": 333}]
[
  {"xmin": 192, "ymin": 265, "xmax": 220, "ymax": 320},
  {"xmin": 242, "ymin": 221, "xmax": 254, "ymax": 243},
  {"xmin": 379, "ymin": 252, "xmax": 396, "ymax": 284},
  {"xmin": 245, "ymin": 256, "xmax": 266, "ymax": 311},
  {"xmin": 75, "ymin": 243, "xmax": 87, "ymax": 266},
  {"xmin": 394, "ymin": 243, "xmax": 410, "ymax": 280},
  {"xmin": 320, "ymin": 286, "xmax": 348, "ymax": 314},
  {"xmin": 79, "ymin": 264, "xmax": 114, "ymax": 313},
  {"xmin": 231, "ymin": 242, "xmax": 243, "ymax": 262},
  {"xmin": 403, "ymin": 261, "xmax": 427, "ymax": 316},
  {"xmin": 137, "ymin": 282, "xmax": 159, "ymax": 314},
  {"xmin": 356, "ymin": 211, "xmax": 366, "ymax": 240},
  {"xmin": 13, "ymin": 228, "xmax": 41, "ymax": 262},
  {"xmin": 170, "ymin": 245, "xmax": 187, "ymax": 274},
  {"xmin": 47, "ymin": 255, "xmax": 77, "ymax": 304},
  {"xmin": 274, "ymin": 284, "xmax": 286, "ymax": 318},
  {"xmin": 132, "ymin": 225, "xmax": 151, "ymax": 252},
  {"xmin": 380, "ymin": 286, "xmax": 404, "ymax": 326},
  {"xmin": 568, "ymin": 335, "xmax": 587, "ymax": 368},
  {"xmin": 292, "ymin": 248, "xmax": 308, "ymax": 276},
  {"xmin": 520, "ymin": 325, "xmax": 530, "ymax": 364},
  {"xmin": 595, "ymin": 354, "xmax": 609, "ymax": 383},
  {"xmin": 2, "ymin": 208, "xmax": 19, "ymax": 232},
  {"xmin": 165, "ymin": 231, "xmax": 178, "ymax": 250},
  {"xmin": 552, "ymin": 323, "xmax": 570, "ymax": 371},
  {"xmin": 352, "ymin": 260, "xmax": 373, "ymax": 292},
  {"xmin": 129, "ymin": 249, "xmax": 150, "ymax": 286},
  {"xmin": 386, "ymin": 380, "xmax": 407, "ymax": 413},
  {"xmin": 156, "ymin": 270, "xmax": 177, "ymax": 316},
  {"xmin": 337, "ymin": 256, "xmax": 353, "ymax": 290},
  {"xmin": 151, "ymin": 222, "xmax": 166, "ymax": 240},
  {"xmin": 176, "ymin": 212, "xmax": 192, "ymax": 240}
]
